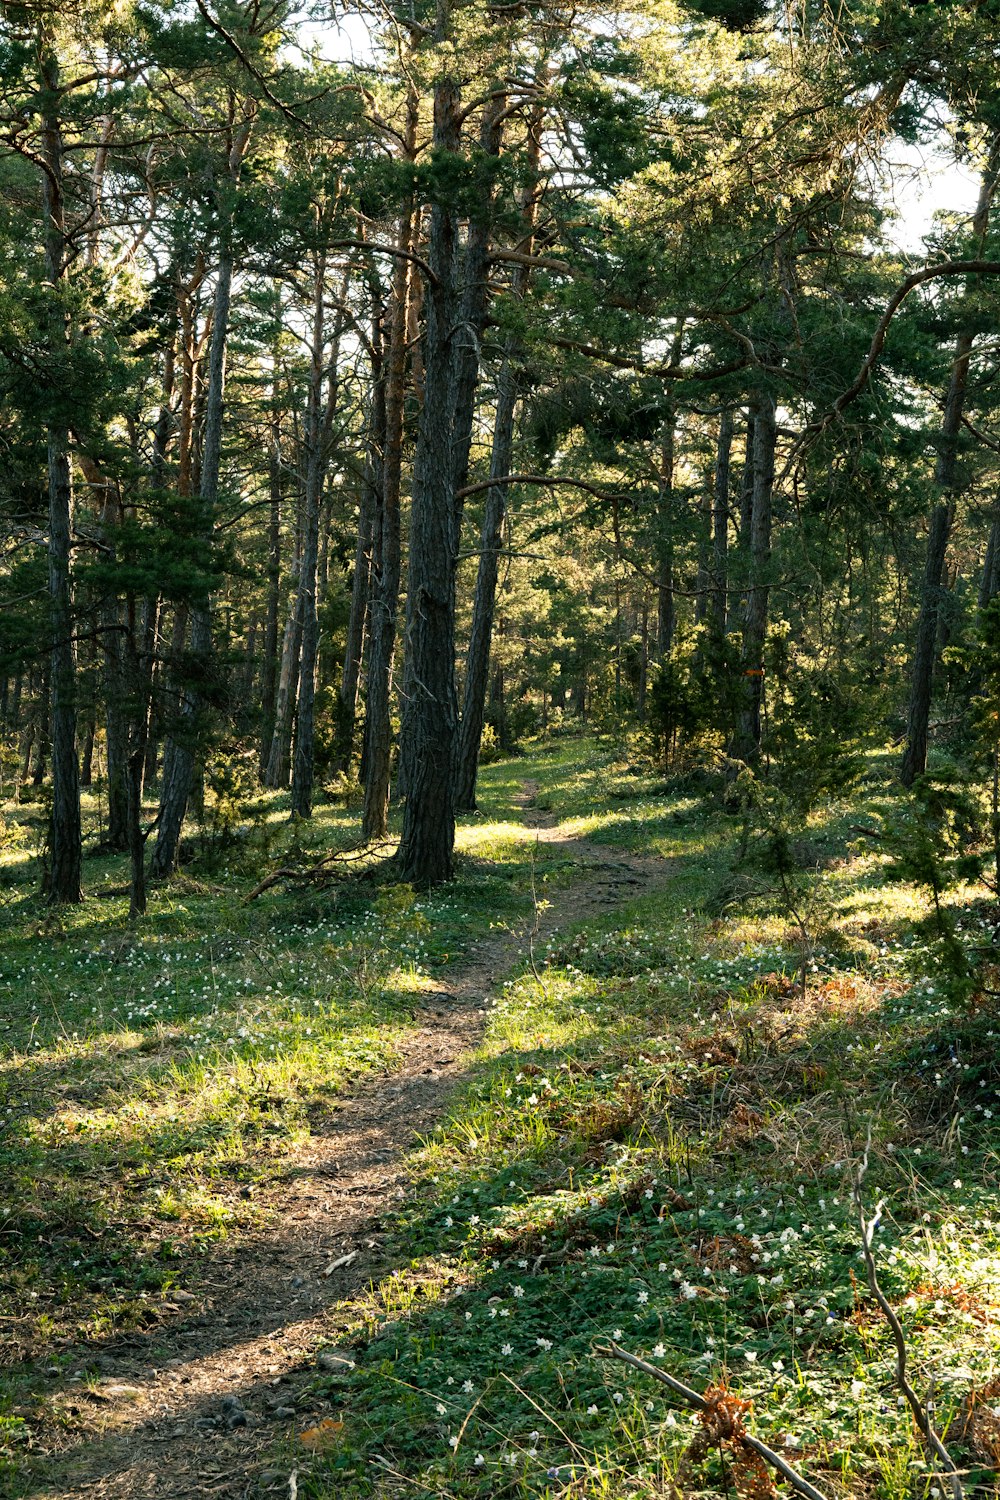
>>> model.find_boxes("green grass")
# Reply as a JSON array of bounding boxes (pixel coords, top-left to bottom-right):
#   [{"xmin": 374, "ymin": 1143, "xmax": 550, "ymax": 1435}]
[
  {"xmin": 286, "ymin": 747, "xmax": 1000, "ymax": 1499},
  {"xmin": 3, "ymin": 734, "xmax": 1000, "ymax": 1499}
]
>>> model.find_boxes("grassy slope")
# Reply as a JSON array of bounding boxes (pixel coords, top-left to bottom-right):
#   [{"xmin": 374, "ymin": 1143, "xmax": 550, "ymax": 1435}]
[
  {"xmin": 298, "ymin": 743, "xmax": 1000, "ymax": 1499},
  {"xmin": 2, "ymin": 736, "xmax": 1000, "ymax": 1498}
]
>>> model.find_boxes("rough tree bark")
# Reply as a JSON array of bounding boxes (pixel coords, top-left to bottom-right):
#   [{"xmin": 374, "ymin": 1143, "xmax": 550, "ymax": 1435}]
[
  {"xmin": 395, "ymin": 2, "xmax": 465, "ymax": 884},
  {"xmin": 40, "ymin": 47, "xmax": 82, "ymax": 903},
  {"xmin": 396, "ymin": 42, "xmax": 509, "ymax": 880}
]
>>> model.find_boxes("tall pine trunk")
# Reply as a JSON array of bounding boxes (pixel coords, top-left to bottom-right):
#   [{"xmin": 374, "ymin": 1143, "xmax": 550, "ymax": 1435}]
[
  {"xmin": 395, "ymin": 5, "xmax": 464, "ymax": 884},
  {"xmin": 40, "ymin": 49, "xmax": 82, "ymax": 902}
]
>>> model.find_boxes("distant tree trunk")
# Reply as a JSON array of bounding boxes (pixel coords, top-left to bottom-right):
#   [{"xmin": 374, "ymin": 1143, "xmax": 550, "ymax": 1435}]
[
  {"xmin": 265, "ymin": 538, "xmax": 303, "ymax": 788},
  {"xmin": 733, "ymin": 392, "xmax": 776, "ymax": 765},
  {"xmin": 901, "ymin": 145, "xmax": 998, "ymax": 787},
  {"xmin": 453, "ymin": 100, "xmax": 541, "ymax": 812},
  {"xmin": 900, "ymin": 500, "xmax": 955, "ymax": 787},
  {"xmin": 260, "ymin": 390, "xmax": 282, "ymax": 773},
  {"xmin": 709, "ymin": 409, "xmax": 733, "ymax": 650},
  {"xmin": 656, "ymin": 422, "xmax": 676, "ymax": 659},
  {"xmin": 79, "ymin": 721, "xmax": 95, "ymax": 787},
  {"xmin": 151, "ymin": 126, "xmax": 249, "ymax": 878},
  {"xmin": 40, "ymin": 54, "xmax": 82, "ymax": 903},
  {"xmin": 291, "ymin": 251, "xmax": 338, "ymax": 819},
  {"xmin": 453, "ymin": 363, "xmax": 516, "ymax": 812},
  {"xmin": 363, "ymin": 107, "xmax": 416, "ymax": 841},
  {"xmin": 980, "ymin": 504, "xmax": 1000, "ymax": 608},
  {"xmin": 333, "ymin": 458, "xmax": 376, "ymax": 773}
]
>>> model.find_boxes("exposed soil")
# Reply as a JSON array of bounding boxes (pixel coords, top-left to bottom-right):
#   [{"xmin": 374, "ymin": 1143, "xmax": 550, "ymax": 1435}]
[{"xmin": 20, "ymin": 787, "xmax": 673, "ymax": 1498}]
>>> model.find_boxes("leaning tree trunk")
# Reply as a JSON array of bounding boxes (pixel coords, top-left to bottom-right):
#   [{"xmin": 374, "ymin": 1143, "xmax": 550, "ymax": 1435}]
[
  {"xmin": 733, "ymin": 392, "xmax": 777, "ymax": 766},
  {"xmin": 40, "ymin": 52, "xmax": 82, "ymax": 903},
  {"xmin": 900, "ymin": 144, "xmax": 999, "ymax": 787}
]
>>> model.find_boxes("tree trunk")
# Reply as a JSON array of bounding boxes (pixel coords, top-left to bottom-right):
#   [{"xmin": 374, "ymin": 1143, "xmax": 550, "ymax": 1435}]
[
  {"xmin": 453, "ymin": 363, "xmax": 517, "ymax": 812},
  {"xmin": 734, "ymin": 392, "xmax": 777, "ymax": 766},
  {"xmin": 900, "ymin": 501, "xmax": 954, "ymax": 787},
  {"xmin": 334, "ymin": 454, "xmax": 376, "ymax": 773},
  {"xmin": 291, "ymin": 251, "xmax": 337, "ymax": 819},
  {"xmin": 264, "ymin": 541, "xmax": 303, "ymax": 789},
  {"xmin": 40, "ymin": 51, "xmax": 82, "ymax": 902},
  {"xmin": 453, "ymin": 99, "xmax": 541, "ymax": 812},
  {"xmin": 150, "ymin": 129, "xmax": 247, "ymax": 877},
  {"xmin": 980, "ymin": 505, "xmax": 1000, "ymax": 608},
  {"xmin": 709, "ymin": 408, "xmax": 733, "ymax": 650},
  {"xmin": 260, "ymin": 390, "xmax": 282, "ymax": 772},
  {"xmin": 395, "ymin": 11, "xmax": 464, "ymax": 885},
  {"xmin": 900, "ymin": 145, "xmax": 999, "ymax": 786}
]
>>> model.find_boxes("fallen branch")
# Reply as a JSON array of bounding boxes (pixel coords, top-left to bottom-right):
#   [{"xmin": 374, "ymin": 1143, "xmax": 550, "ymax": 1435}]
[
  {"xmin": 854, "ymin": 1142, "xmax": 964, "ymax": 1500},
  {"xmin": 244, "ymin": 839, "xmax": 396, "ymax": 901},
  {"xmin": 595, "ymin": 1343, "xmax": 829, "ymax": 1500}
]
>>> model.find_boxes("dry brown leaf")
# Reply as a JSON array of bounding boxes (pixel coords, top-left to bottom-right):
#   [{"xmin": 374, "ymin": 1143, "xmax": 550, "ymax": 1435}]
[{"xmin": 298, "ymin": 1418, "xmax": 344, "ymax": 1450}]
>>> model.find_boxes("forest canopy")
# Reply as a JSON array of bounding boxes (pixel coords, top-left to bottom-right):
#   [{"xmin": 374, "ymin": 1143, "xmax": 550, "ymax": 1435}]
[{"xmin": 2, "ymin": 0, "xmax": 1000, "ymax": 899}]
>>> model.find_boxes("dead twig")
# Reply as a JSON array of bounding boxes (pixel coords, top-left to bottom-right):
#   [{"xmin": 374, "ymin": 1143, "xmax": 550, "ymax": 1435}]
[
  {"xmin": 854, "ymin": 1137, "xmax": 964, "ymax": 1500},
  {"xmin": 595, "ymin": 1343, "xmax": 829, "ymax": 1500}
]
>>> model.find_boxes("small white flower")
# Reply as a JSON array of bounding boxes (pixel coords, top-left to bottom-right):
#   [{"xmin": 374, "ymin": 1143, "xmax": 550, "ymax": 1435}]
[
  {"xmin": 613, "ymin": 1391, "xmax": 624, "ymax": 1404},
  {"xmin": 653, "ymin": 1342, "xmax": 666, "ymax": 1357}
]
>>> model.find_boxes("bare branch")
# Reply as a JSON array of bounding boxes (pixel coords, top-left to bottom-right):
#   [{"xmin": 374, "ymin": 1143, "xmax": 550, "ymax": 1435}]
[{"xmin": 596, "ymin": 1344, "xmax": 830, "ymax": 1500}]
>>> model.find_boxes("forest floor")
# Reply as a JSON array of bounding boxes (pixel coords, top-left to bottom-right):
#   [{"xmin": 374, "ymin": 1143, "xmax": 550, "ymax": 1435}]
[{"xmin": 2, "ymin": 738, "xmax": 1000, "ymax": 1500}]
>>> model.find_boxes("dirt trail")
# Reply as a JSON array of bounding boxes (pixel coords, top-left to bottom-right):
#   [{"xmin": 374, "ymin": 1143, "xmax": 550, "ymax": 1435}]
[{"xmin": 28, "ymin": 786, "xmax": 672, "ymax": 1498}]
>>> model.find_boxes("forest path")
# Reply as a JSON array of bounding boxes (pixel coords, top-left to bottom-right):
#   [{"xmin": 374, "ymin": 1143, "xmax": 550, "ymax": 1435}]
[{"xmin": 30, "ymin": 786, "xmax": 673, "ymax": 1499}]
